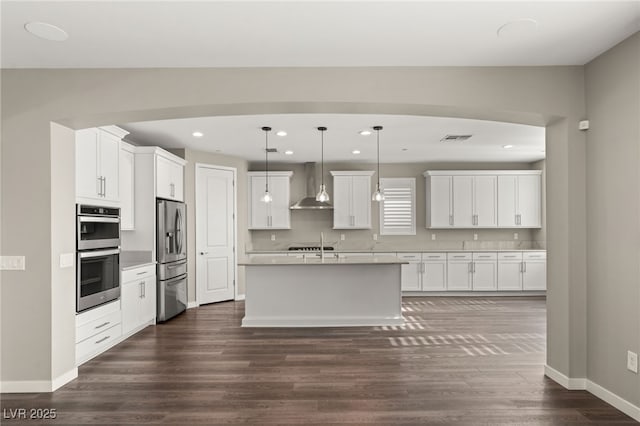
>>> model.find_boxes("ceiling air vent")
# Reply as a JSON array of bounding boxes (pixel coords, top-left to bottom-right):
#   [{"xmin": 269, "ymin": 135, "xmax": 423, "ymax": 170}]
[
  {"xmin": 441, "ymin": 134, "xmax": 473, "ymax": 142},
  {"xmin": 265, "ymin": 148, "xmax": 278, "ymax": 153}
]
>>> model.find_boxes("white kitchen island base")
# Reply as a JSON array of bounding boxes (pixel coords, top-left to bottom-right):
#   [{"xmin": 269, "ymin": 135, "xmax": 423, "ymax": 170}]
[{"xmin": 241, "ymin": 257, "xmax": 405, "ymax": 327}]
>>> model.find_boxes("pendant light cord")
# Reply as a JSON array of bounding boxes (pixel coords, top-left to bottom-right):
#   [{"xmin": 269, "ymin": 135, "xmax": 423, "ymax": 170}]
[
  {"xmin": 262, "ymin": 126, "xmax": 271, "ymax": 193},
  {"xmin": 376, "ymin": 128, "xmax": 380, "ymax": 187},
  {"xmin": 321, "ymin": 128, "xmax": 324, "ymax": 186}
]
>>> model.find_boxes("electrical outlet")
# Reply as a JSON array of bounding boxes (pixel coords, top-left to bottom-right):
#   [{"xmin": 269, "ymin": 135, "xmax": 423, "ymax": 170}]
[
  {"xmin": 0, "ymin": 256, "xmax": 25, "ymax": 271},
  {"xmin": 341, "ymin": 234, "xmax": 345, "ymax": 241},
  {"xmin": 473, "ymin": 233, "xmax": 478, "ymax": 241},
  {"xmin": 271, "ymin": 234, "xmax": 276, "ymax": 241},
  {"xmin": 514, "ymin": 232, "xmax": 519, "ymax": 240},
  {"xmin": 373, "ymin": 234, "xmax": 378, "ymax": 241},
  {"xmin": 627, "ymin": 351, "xmax": 638, "ymax": 373},
  {"xmin": 431, "ymin": 234, "xmax": 436, "ymax": 241}
]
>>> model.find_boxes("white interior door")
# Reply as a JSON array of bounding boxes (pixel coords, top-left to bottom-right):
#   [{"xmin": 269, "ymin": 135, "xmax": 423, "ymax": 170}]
[{"xmin": 196, "ymin": 164, "xmax": 236, "ymax": 305}]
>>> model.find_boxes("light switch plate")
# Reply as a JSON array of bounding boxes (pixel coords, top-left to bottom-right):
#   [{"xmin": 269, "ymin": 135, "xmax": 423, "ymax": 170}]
[
  {"xmin": 341, "ymin": 234, "xmax": 345, "ymax": 241},
  {"xmin": 473, "ymin": 234, "xmax": 478, "ymax": 241},
  {"xmin": 271, "ymin": 234, "xmax": 276, "ymax": 241},
  {"xmin": 627, "ymin": 351, "xmax": 638, "ymax": 373},
  {"xmin": 514, "ymin": 232, "xmax": 519, "ymax": 240},
  {"xmin": 60, "ymin": 253, "xmax": 74, "ymax": 268},
  {"xmin": 0, "ymin": 256, "xmax": 26, "ymax": 270},
  {"xmin": 431, "ymin": 234, "xmax": 436, "ymax": 241},
  {"xmin": 373, "ymin": 234, "xmax": 378, "ymax": 241}
]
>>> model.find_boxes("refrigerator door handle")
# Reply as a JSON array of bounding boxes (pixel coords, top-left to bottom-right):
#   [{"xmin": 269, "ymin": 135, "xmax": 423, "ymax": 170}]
[{"xmin": 175, "ymin": 208, "xmax": 183, "ymax": 254}]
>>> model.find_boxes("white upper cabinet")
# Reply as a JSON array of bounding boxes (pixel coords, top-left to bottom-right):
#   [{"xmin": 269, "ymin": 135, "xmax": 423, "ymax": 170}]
[
  {"xmin": 425, "ymin": 171, "xmax": 540, "ymax": 229},
  {"xmin": 156, "ymin": 154, "xmax": 185, "ymax": 202},
  {"xmin": 497, "ymin": 173, "xmax": 542, "ymax": 228},
  {"xmin": 76, "ymin": 126, "xmax": 128, "ymax": 206},
  {"xmin": 248, "ymin": 172, "xmax": 293, "ymax": 229},
  {"xmin": 119, "ymin": 142, "xmax": 135, "ymax": 230},
  {"xmin": 331, "ymin": 171, "xmax": 374, "ymax": 229}
]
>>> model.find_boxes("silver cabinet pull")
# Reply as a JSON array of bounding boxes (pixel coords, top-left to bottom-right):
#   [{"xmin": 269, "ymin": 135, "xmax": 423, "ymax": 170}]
[
  {"xmin": 200, "ymin": 251, "xmax": 208, "ymax": 255},
  {"xmin": 523, "ymin": 262, "xmax": 527, "ymax": 272},
  {"xmin": 449, "ymin": 215, "xmax": 453, "ymax": 226},
  {"xmin": 95, "ymin": 336, "xmax": 110, "ymax": 344},
  {"xmin": 95, "ymin": 321, "xmax": 110, "ymax": 329},
  {"xmin": 97, "ymin": 176, "xmax": 102, "ymax": 196},
  {"xmin": 136, "ymin": 271, "xmax": 147, "ymax": 275},
  {"xmin": 520, "ymin": 262, "xmax": 524, "ymax": 273},
  {"xmin": 103, "ymin": 177, "xmax": 107, "ymax": 197}
]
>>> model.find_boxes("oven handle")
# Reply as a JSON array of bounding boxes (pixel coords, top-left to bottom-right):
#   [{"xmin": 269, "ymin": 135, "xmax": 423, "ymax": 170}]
[
  {"xmin": 165, "ymin": 275, "xmax": 186, "ymax": 286},
  {"xmin": 79, "ymin": 216, "xmax": 120, "ymax": 223},
  {"xmin": 80, "ymin": 248, "xmax": 120, "ymax": 258}
]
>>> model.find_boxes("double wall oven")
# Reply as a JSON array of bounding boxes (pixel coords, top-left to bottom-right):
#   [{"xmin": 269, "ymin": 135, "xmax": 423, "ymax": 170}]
[{"xmin": 76, "ymin": 205, "xmax": 121, "ymax": 312}]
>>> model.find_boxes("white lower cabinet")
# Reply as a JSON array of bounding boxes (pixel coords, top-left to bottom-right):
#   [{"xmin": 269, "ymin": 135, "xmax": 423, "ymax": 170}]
[
  {"xmin": 76, "ymin": 300, "xmax": 122, "ymax": 365},
  {"xmin": 398, "ymin": 253, "xmax": 422, "ymax": 291},
  {"xmin": 422, "ymin": 253, "xmax": 447, "ymax": 291},
  {"xmin": 447, "ymin": 253, "xmax": 473, "ymax": 291},
  {"xmin": 497, "ymin": 253, "xmax": 524, "ymax": 290},
  {"xmin": 121, "ymin": 265, "xmax": 156, "ymax": 336},
  {"xmin": 471, "ymin": 252, "xmax": 497, "ymax": 291},
  {"xmin": 522, "ymin": 252, "xmax": 547, "ymax": 290}
]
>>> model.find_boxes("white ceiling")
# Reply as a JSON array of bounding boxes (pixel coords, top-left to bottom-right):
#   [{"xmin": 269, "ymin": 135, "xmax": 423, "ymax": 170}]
[
  {"xmin": 122, "ymin": 114, "xmax": 546, "ymax": 163},
  {"xmin": 2, "ymin": 1, "xmax": 639, "ymax": 68}
]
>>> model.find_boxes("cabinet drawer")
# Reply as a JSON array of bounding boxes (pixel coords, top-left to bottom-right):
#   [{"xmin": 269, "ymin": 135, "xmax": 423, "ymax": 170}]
[
  {"xmin": 498, "ymin": 252, "xmax": 523, "ymax": 260},
  {"xmin": 397, "ymin": 253, "xmax": 421, "ymax": 260},
  {"xmin": 122, "ymin": 264, "xmax": 156, "ymax": 283},
  {"xmin": 473, "ymin": 252, "xmax": 497, "ymax": 260},
  {"xmin": 76, "ymin": 323, "xmax": 122, "ymax": 363},
  {"xmin": 76, "ymin": 310, "xmax": 122, "ymax": 343},
  {"xmin": 447, "ymin": 253, "xmax": 472, "ymax": 261},
  {"xmin": 422, "ymin": 253, "xmax": 446, "ymax": 261},
  {"xmin": 523, "ymin": 251, "xmax": 546, "ymax": 260}
]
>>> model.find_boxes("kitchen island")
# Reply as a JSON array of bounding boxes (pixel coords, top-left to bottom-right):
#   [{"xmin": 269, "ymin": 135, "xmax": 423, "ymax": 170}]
[{"xmin": 239, "ymin": 255, "xmax": 408, "ymax": 327}]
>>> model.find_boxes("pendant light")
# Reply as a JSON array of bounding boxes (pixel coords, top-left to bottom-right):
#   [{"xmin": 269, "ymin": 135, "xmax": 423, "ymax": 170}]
[
  {"xmin": 315, "ymin": 126, "xmax": 330, "ymax": 202},
  {"xmin": 260, "ymin": 126, "xmax": 273, "ymax": 203},
  {"xmin": 372, "ymin": 125, "xmax": 384, "ymax": 202}
]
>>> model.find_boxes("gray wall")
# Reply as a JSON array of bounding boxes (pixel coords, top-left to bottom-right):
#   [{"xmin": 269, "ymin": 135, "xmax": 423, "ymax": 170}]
[
  {"xmin": 250, "ymin": 161, "xmax": 541, "ymax": 251},
  {"xmin": 585, "ymin": 32, "xmax": 640, "ymax": 405},
  {"xmin": 0, "ymin": 65, "xmax": 587, "ymax": 391}
]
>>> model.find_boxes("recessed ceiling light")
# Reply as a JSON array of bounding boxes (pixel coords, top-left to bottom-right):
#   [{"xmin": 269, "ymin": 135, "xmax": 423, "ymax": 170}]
[
  {"xmin": 24, "ymin": 22, "xmax": 69, "ymax": 41},
  {"xmin": 284, "ymin": 150, "xmax": 294, "ymax": 155},
  {"xmin": 352, "ymin": 150, "xmax": 361, "ymax": 155},
  {"xmin": 192, "ymin": 131, "xmax": 204, "ymax": 138},
  {"xmin": 497, "ymin": 18, "xmax": 538, "ymax": 39},
  {"xmin": 276, "ymin": 131, "xmax": 287, "ymax": 137},
  {"xmin": 359, "ymin": 130, "xmax": 371, "ymax": 136},
  {"xmin": 503, "ymin": 144, "xmax": 514, "ymax": 149}
]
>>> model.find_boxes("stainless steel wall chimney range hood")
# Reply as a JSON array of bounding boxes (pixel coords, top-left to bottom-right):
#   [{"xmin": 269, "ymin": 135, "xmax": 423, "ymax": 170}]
[{"xmin": 290, "ymin": 163, "xmax": 333, "ymax": 210}]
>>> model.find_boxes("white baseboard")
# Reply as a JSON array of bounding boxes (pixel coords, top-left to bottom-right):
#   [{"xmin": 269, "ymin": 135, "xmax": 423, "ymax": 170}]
[
  {"xmin": 51, "ymin": 368, "xmax": 78, "ymax": 391},
  {"xmin": 545, "ymin": 364, "xmax": 640, "ymax": 422},
  {"xmin": 586, "ymin": 379, "xmax": 640, "ymax": 422},
  {"xmin": 187, "ymin": 301, "xmax": 198, "ymax": 309},
  {"xmin": 544, "ymin": 365, "xmax": 586, "ymax": 390},
  {"xmin": 235, "ymin": 294, "xmax": 245, "ymax": 301},
  {"xmin": 1, "ymin": 367, "xmax": 77, "ymax": 393}
]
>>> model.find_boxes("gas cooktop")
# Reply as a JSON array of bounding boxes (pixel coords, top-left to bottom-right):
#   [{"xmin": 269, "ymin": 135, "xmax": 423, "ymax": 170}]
[{"xmin": 287, "ymin": 246, "xmax": 335, "ymax": 251}]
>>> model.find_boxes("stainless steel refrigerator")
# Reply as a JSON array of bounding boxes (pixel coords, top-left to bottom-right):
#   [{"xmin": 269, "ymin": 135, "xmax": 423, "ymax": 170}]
[{"xmin": 156, "ymin": 199, "xmax": 187, "ymax": 322}]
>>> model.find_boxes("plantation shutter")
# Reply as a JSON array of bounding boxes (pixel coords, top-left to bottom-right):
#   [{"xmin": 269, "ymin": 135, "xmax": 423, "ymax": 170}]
[{"xmin": 379, "ymin": 178, "xmax": 416, "ymax": 235}]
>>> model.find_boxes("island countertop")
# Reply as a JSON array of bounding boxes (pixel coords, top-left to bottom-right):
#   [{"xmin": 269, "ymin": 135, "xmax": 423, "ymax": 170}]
[{"xmin": 239, "ymin": 255, "xmax": 409, "ymax": 266}]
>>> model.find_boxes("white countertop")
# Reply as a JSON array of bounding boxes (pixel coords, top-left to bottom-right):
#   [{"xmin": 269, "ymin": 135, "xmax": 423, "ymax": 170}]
[
  {"xmin": 240, "ymin": 255, "xmax": 408, "ymax": 266},
  {"xmin": 121, "ymin": 261, "xmax": 156, "ymax": 271},
  {"xmin": 246, "ymin": 248, "xmax": 546, "ymax": 254}
]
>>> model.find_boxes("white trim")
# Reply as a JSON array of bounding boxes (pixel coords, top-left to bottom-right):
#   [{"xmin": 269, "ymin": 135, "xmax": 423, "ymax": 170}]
[
  {"xmin": 1, "ymin": 368, "xmax": 78, "ymax": 393},
  {"xmin": 247, "ymin": 171, "xmax": 293, "ymax": 178},
  {"xmin": 545, "ymin": 365, "xmax": 640, "ymax": 422},
  {"xmin": 544, "ymin": 365, "xmax": 586, "ymax": 390},
  {"xmin": 187, "ymin": 301, "xmax": 198, "ymax": 309},
  {"xmin": 51, "ymin": 368, "xmax": 78, "ymax": 391},
  {"xmin": 235, "ymin": 294, "xmax": 245, "ymax": 301},
  {"xmin": 330, "ymin": 170, "xmax": 375, "ymax": 177},
  {"xmin": 242, "ymin": 316, "xmax": 404, "ymax": 327},
  {"xmin": 424, "ymin": 170, "xmax": 542, "ymax": 176},
  {"xmin": 586, "ymin": 380, "xmax": 640, "ymax": 422},
  {"xmin": 194, "ymin": 163, "xmax": 238, "ymax": 305}
]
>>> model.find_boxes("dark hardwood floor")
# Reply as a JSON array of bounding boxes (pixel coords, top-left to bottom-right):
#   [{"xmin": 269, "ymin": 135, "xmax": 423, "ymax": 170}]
[{"xmin": 2, "ymin": 297, "xmax": 636, "ymax": 425}]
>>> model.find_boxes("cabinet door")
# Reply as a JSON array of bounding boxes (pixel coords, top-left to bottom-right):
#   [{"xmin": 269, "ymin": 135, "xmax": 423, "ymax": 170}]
[
  {"xmin": 141, "ymin": 277, "xmax": 156, "ymax": 323},
  {"xmin": 497, "ymin": 175, "xmax": 518, "ymax": 227},
  {"xmin": 156, "ymin": 156, "xmax": 173, "ymax": 199},
  {"xmin": 249, "ymin": 175, "xmax": 269, "ymax": 229},
  {"xmin": 452, "ymin": 176, "xmax": 473, "ymax": 227},
  {"xmin": 523, "ymin": 260, "xmax": 546, "ymax": 290},
  {"xmin": 427, "ymin": 176, "xmax": 452, "ymax": 228},
  {"xmin": 517, "ymin": 175, "xmax": 541, "ymax": 227},
  {"xmin": 398, "ymin": 254, "xmax": 422, "ymax": 291},
  {"xmin": 170, "ymin": 161, "xmax": 185, "ymax": 202},
  {"xmin": 99, "ymin": 131, "xmax": 120, "ymax": 202},
  {"xmin": 119, "ymin": 148, "xmax": 135, "ymax": 230},
  {"xmin": 497, "ymin": 260, "xmax": 523, "ymax": 290},
  {"xmin": 76, "ymin": 128, "xmax": 100, "ymax": 199},
  {"xmin": 447, "ymin": 261, "xmax": 472, "ymax": 290},
  {"xmin": 472, "ymin": 261, "xmax": 497, "ymax": 290},
  {"xmin": 121, "ymin": 279, "xmax": 142, "ymax": 335},
  {"xmin": 423, "ymin": 261, "xmax": 446, "ymax": 291},
  {"xmin": 474, "ymin": 176, "xmax": 497, "ymax": 227},
  {"xmin": 332, "ymin": 176, "xmax": 352, "ymax": 229},
  {"xmin": 351, "ymin": 175, "xmax": 372, "ymax": 228},
  {"xmin": 268, "ymin": 175, "xmax": 291, "ymax": 229}
]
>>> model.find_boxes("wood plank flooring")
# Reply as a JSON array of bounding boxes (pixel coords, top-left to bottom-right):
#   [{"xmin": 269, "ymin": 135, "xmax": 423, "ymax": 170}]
[{"xmin": 2, "ymin": 297, "xmax": 636, "ymax": 425}]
